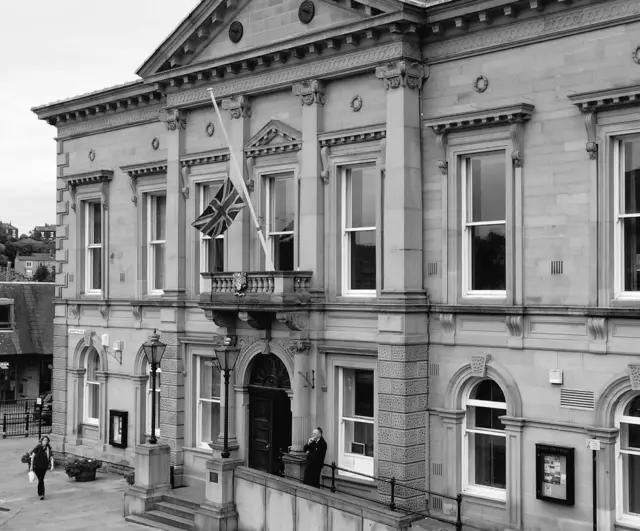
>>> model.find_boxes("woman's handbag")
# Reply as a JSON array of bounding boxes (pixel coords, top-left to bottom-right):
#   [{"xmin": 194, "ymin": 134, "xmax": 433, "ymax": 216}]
[{"xmin": 28, "ymin": 470, "xmax": 36, "ymax": 484}]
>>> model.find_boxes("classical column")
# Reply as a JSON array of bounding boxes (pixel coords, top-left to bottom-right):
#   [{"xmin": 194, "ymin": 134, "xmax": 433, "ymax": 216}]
[
  {"xmin": 292, "ymin": 80, "xmax": 325, "ymax": 288},
  {"xmin": 290, "ymin": 341, "xmax": 311, "ymax": 454},
  {"xmin": 160, "ymin": 108, "xmax": 187, "ymax": 299},
  {"xmin": 50, "ymin": 320, "xmax": 68, "ymax": 450},
  {"xmin": 501, "ymin": 416, "xmax": 525, "ymax": 530},
  {"xmin": 221, "ymin": 96, "xmax": 251, "ymax": 272},
  {"xmin": 375, "ymin": 61, "xmax": 426, "ymax": 298}
]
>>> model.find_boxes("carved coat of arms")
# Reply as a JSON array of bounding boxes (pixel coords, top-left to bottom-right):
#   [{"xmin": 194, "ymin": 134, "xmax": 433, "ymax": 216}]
[{"xmin": 232, "ymin": 272, "xmax": 248, "ymax": 297}]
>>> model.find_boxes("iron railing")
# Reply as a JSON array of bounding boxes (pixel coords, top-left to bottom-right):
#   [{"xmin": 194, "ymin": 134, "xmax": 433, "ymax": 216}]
[
  {"xmin": 279, "ymin": 452, "xmax": 463, "ymax": 530},
  {"xmin": 0, "ymin": 399, "xmax": 51, "ymax": 439}
]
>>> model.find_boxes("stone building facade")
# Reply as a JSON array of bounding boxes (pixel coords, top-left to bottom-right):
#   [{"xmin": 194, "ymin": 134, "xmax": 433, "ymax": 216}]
[{"xmin": 32, "ymin": 0, "xmax": 640, "ymax": 530}]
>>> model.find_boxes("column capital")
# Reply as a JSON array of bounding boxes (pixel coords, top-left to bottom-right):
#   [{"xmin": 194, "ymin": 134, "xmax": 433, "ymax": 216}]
[
  {"xmin": 499, "ymin": 415, "xmax": 526, "ymax": 432},
  {"xmin": 292, "ymin": 79, "xmax": 325, "ymax": 106},
  {"xmin": 375, "ymin": 60, "xmax": 427, "ymax": 91},
  {"xmin": 587, "ymin": 427, "xmax": 620, "ymax": 444},
  {"xmin": 432, "ymin": 408, "xmax": 465, "ymax": 424},
  {"xmin": 159, "ymin": 108, "xmax": 187, "ymax": 131},
  {"xmin": 221, "ymin": 95, "xmax": 251, "ymax": 119}
]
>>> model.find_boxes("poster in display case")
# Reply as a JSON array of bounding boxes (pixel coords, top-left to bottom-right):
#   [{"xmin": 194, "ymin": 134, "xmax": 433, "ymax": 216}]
[
  {"xmin": 535, "ymin": 444, "xmax": 575, "ymax": 505},
  {"xmin": 109, "ymin": 410, "xmax": 128, "ymax": 449}
]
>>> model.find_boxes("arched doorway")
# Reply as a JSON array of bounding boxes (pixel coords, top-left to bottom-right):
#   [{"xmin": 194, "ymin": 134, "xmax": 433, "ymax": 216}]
[{"xmin": 248, "ymin": 353, "xmax": 292, "ymax": 475}]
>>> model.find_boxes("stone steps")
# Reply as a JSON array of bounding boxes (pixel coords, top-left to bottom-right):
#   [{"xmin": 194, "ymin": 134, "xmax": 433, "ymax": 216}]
[{"xmin": 125, "ymin": 494, "xmax": 197, "ymax": 531}]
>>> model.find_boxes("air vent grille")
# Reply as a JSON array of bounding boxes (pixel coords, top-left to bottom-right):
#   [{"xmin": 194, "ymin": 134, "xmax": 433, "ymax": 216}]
[
  {"xmin": 427, "ymin": 261, "xmax": 439, "ymax": 276},
  {"xmin": 560, "ymin": 388, "xmax": 595, "ymax": 410},
  {"xmin": 429, "ymin": 363, "xmax": 440, "ymax": 377},
  {"xmin": 551, "ymin": 260, "xmax": 564, "ymax": 275},
  {"xmin": 430, "ymin": 495, "xmax": 443, "ymax": 511},
  {"xmin": 432, "ymin": 463, "xmax": 443, "ymax": 476}
]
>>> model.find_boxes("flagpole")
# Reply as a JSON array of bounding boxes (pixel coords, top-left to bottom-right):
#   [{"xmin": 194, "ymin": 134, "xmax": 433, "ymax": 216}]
[{"xmin": 206, "ymin": 88, "xmax": 275, "ymax": 272}]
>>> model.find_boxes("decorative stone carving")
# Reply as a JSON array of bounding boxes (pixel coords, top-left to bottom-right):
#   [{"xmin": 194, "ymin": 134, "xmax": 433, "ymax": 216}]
[
  {"xmin": 69, "ymin": 184, "xmax": 77, "ymax": 212},
  {"xmin": 440, "ymin": 313, "xmax": 455, "ymax": 334},
  {"xmin": 99, "ymin": 305, "xmax": 108, "ymax": 320},
  {"xmin": 276, "ymin": 312, "xmax": 308, "ymax": 331},
  {"xmin": 628, "ymin": 364, "xmax": 640, "ymax": 391},
  {"xmin": 350, "ymin": 95, "xmax": 363, "ymax": 112},
  {"xmin": 298, "ymin": 0, "xmax": 315, "ymax": 24},
  {"xmin": 509, "ymin": 120, "xmax": 524, "ymax": 167},
  {"xmin": 435, "ymin": 131, "xmax": 448, "ymax": 175},
  {"xmin": 229, "ymin": 21, "xmax": 244, "ymax": 43},
  {"xmin": 292, "ymin": 79, "xmax": 326, "ymax": 106},
  {"xmin": 583, "ymin": 109, "xmax": 598, "ymax": 160},
  {"xmin": 587, "ymin": 317, "xmax": 607, "ymax": 341},
  {"xmin": 206, "ymin": 122, "xmax": 215, "ymax": 137},
  {"xmin": 379, "ymin": 137, "xmax": 386, "ymax": 178},
  {"xmin": 180, "ymin": 165, "xmax": 190, "ymax": 200},
  {"xmin": 204, "ymin": 310, "xmax": 236, "ymax": 329},
  {"xmin": 244, "ymin": 155, "xmax": 256, "ymax": 193},
  {"xmin": 232, "ymin": 272, "xmax": 248, "ymax": 297},
  {"xmin": 88, "ymin": 149, "xmax": 96, "ymax": 161},
  {"xmin": 221, "ymin": 96, "xmax": 251, "ymax": 119},
  {"xmin": 238, "ymin": 311, "xmax": 271, "ymax": 330},
  {"xmin": 151, "ymin": 137, "xmax": 160, "ymax": 150},
  {"xmin": 84, "ymin": 330, "xmax": 93, "ymax": 346},
  {"xmin": 132, "ymin": 305, "xmax": 142, "ymax": 321},
  {"xmin": 69, "ymin": 304, "xmax": 80, "ymax": 319},
  {"xmin": 100, "ymin": 181, "xmax": 109, "ymax": 210},
  {"xmin": 159, "ymin": 108, "xmax": 187, "ymax": 131},
  {"xmin": 473, "ymin": 75, "xmax": 489, "ymax": 93},
  {"xmin": 319, "ymin": 146, "xmax": 330, "ymax": 185},
  {"xmin": 505, "ymin": 315, "xmax": 523, "ymax": 337},
  {"xmin": 470, "ymin": 354, "xmax": 490, "ymax": 377},
  {"xmin": 375, "ymin": 61, "xmax": 425, "ymax": 90},
  {"xmin": 289, "ymin": 339, "xmax": 311, "ymax": 354}
]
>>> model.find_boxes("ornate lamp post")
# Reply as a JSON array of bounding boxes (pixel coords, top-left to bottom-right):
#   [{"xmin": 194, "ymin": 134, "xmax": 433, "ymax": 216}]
[
  {"xmin": 211, "ymin": 336, "xmax": 239, "ymax": 458},
  {"xmin": 142, "ymin": 329, "xmax": 166, "ymax": 445}
]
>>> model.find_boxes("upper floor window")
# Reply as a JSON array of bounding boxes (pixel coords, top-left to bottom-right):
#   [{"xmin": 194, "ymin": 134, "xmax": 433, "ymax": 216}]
[
  {"xmin": 85, "ymin": 202, "xmax": 102, "ymax": 294},
  {"xmin": 615, "ymin": 136, "xmax": 640, "ymax": 296},
  {"xmin": 147, "ymin": 194, "xmax": 166, "ymax": 294},
  {"xmin": 464, "ymin": 379, "xmax": 507, "ymax": 499},
  {"xmin": 25, "ymin": 261, "xmax": 33, "ymax": 268},
  {"xmin": 616, "ymin": 393, "xmax": 640, "ymax": 525},
  {"xmin": 266, "ymin": 173, "xmax": 295, "ymax": 271},
  {"xmin": 461, "ymin": 152, "xmax": 506, "ymax": 297},
  {"xmin": 200, "ymin": 184, "xmax": 224, "ymax": 291},
  {"xmin": 342, "ymin": 164, "xmax": 377, "ymax": 295},
  {"xmin": 0, "ymin": 305, "xmax": 11, "ymax": 329}
]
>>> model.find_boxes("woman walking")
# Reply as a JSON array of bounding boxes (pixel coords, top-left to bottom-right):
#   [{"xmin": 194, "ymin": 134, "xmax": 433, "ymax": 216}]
[{"xmin": 29, "ymin": 436, "xmax": 54, "ymax": 500}]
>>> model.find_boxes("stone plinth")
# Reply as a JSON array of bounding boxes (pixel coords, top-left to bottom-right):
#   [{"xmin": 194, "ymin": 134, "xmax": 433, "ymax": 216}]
[
  {"xmin": 124, "ymin": 443, "xmax": 171, "ymax": 516},
  {"xmin": 282, "ymin": 452, "xmax": 306, "ymax": 481},
  {"xmin": 194, "ymin": 457, "xmax": 243, "ymax": 531}
]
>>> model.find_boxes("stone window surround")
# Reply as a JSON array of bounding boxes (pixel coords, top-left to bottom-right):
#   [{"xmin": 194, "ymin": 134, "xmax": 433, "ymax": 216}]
[
  {"xmin": 75, "ymin": 187, "xmax": 108, "ymax": 300},
  {"xmin": 326, "ymin": 354, "xmax": 378, "ymax": 485},
  {"xmin": 194, "ymin": 353, "xmax": 222, "ymax": 451},
  {"xmin": 614, "ymin": 391, "xmax": 640, "ymax": 528},
  {"xmin": 147, "ymin": 194, "xmax": 167, "ymax": 296},
  {"xmin": 324, "ymin": 143, "xmax": 384, "ymax": 301},
  {"xmin": 135, "ymin": 176, "xmax": 167, "ymax": 300}
]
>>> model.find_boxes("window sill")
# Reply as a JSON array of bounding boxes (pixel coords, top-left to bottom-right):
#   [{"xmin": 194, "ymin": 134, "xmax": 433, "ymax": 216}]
[
  {"xmin": 335, "ymin": 295, "xmax": 378, "ymax": 305},
  {"xmin": 82, "ymin": 420, "xmax": 99, "ymax": 427},
  {"xmin": 80, "ymin": 293, "xmax": 103, "ymax": 300},
  {"xmin": 610, "ymin": 296, "xmax": 640, "ymax": 307},
  {"xmin": 462, "ymin": 486, "xmax": 507, "ymax": 505},
  {"xmin": 616, "ymin": 516, "xmax": 640, "ymax": 531},
  {"xmin": 459, "ymin": 294, "xmax": 508, "ymax": 306}
]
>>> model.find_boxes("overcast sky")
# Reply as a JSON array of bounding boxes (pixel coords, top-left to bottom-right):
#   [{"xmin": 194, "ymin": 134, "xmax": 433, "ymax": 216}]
[{"xmin": 0, "ymin": 0, "xmax": 198, "ymax": 236}]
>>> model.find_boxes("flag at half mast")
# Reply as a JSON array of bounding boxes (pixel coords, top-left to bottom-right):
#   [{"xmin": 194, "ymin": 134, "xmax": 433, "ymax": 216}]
[{"xmin": 192, "ymin": 177, "xmax": 245, "ymax": 238}]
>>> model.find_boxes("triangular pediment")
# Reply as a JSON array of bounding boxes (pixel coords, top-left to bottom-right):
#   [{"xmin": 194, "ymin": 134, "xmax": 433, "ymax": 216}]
[
  {"xmin": 137, "ymin": 0, "xmax": 400, "ymax": 77},
  {"xmin": 244, "ymin": 120, "xmax": 302, "ymax": 156}
]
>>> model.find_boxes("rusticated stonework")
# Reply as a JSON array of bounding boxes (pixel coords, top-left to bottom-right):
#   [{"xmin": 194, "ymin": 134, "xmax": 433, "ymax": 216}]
[
  {"xmin": 156, "ymin": 332, "xmax": 183, "ymax": 468},
  {"xmin": 51, "ymin": 323, "xmax": 69, "ymax": 440},
  {"xmin": 377, "ymin": 344, "xmax": 428, "ymax": 509}
]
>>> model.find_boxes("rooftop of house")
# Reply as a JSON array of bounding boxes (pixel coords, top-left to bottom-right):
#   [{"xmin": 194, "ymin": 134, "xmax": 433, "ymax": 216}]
[
  {"xmin": 16, "ymin": 254, "xmax": 55, "ymax": 262},
  {"xmin": 0, "ymin": 222, "xmax": 18, "ymax": 230},
  {"xmin": 33, "ymin": 225, "xmax": 56, "ymax": 232},
  {"xmin": 0, "ymin": 283, "xmax": 54, "ymax": 356}
]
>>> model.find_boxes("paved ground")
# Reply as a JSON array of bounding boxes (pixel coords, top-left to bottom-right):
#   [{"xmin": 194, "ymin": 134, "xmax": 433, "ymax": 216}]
[{"xmin": 0, "ymin": 436, "xmax": 154, "ymax": 530}]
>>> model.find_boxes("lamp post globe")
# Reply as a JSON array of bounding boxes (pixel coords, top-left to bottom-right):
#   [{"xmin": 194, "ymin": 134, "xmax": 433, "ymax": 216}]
[{"xmin": 142, "ymin": 329, "xmax": 167, "ymax": 445}]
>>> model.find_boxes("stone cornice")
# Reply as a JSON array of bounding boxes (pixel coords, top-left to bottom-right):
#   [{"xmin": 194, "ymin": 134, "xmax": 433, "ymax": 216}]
[
  {"xmin": 61, "ymin": 170, "xmax": 114, "ymax": 187},
  {"xmin": 166, "ymin": 41, "xmax": 418, "ymax": 108},
  {"xmin": 423, "ymin": 103, "xmax": 534, "ymax": 133},
  {"xmin": 180, "ymin": 149, "xmax": 230, "ymax": 168},
  {"xmin": 56, "ymin": 106, "xmax": 164, "ymax": 140},
  {"xmin": 425, "ymin": 0, "xmax": 640, "ymax": 63},
  {"xmin": 120, "ymin": 161, "xmax": 168, "ymax": 178},
  {"xmin": 244, "ymin": 120, "xmax": 302, "ymax": 158},
  {"xmin": 568, "ymin": 83, "xmax": 640, "ymax": 112},
  {"xmin": 318, "ymin": 124, "xmax": 387, "ymax": 147}
]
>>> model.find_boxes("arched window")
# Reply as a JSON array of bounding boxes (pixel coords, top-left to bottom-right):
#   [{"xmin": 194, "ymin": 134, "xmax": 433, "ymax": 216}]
[
  {"xmin": 146, "ymin": 366, "xmax": 161, "ymax": 437},
  {"xmin": 84, "ymin": 349, "xmax": 100, "ymax": 424},
  {"xmin": 616, "ymin": 393, "xmax": 640, "ymax": 524},
  {"xmin": 464, "ymin": 379, "xmax": 507, "ymax": 498}
]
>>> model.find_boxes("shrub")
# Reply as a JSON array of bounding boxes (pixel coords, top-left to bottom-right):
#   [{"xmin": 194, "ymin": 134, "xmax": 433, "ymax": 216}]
[
  {"xmin": 64, "ymin": 457, "xmax": 103, "ymax": 478},
  {"xmin": 125, "ymin": 471, "xmax": 135, "ymax": 485}
]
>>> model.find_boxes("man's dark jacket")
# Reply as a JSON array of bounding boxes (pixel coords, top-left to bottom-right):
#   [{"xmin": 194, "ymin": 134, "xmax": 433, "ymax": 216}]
[{"xmin": 303, "ymin": 437, "xmax": 327, "ymax": 487}]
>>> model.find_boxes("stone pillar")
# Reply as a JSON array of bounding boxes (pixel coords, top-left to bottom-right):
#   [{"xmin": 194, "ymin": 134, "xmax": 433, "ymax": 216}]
[
  {"xmin": 221, "ymin": 96, "xmax": 251, "ymax": 272},
  {"xmin": 501, "ymin": 416, "xmax": 525, "ymax": 530},
  {"xmin": 292, "ymin": 80, "xmax": 325, "ymax": 289},
  {"xmin": 124, "ymin": 443, "xmax": 171, "ymax": 517},
  {"xmin": 158, "ymin": 331, "xmax": 185, "ymax": 485},
  {"xmin": 131, "ymin": 375, "xmax": 148, "ymax": 446},
  {"xmin": 51, "ymin": 320, "xmax": 68, "ymax": 454},
  {"xmin": 587, "ymin": 427, "xmax": 619, "ymax": 531},
  {"xmin": 195, "ymin": 457, "xmax": 242, "ymax": 531},
  {"xmin": 160, "ymin": 108, "xmax": 187, "ymax": 299},
  {"xmin": 375, "ymin": 61, "xmax": 425, "ymax": 297},
  {"xmin": 96, "ymin": 371, "xmax": 109, "ymax": 449},
  {"xmin": 377, "ymin": 342, "xmax": 429, "ymax": 510},
  {"xmin": 67, "ymin": 368, "xmax": 85, "ymax": 446}
]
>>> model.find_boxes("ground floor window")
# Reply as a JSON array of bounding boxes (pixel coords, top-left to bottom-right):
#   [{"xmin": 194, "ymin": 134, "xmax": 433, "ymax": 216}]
[
  {"xmin": 84, "ymin": 348, "xmax": 100, "ymax": 424},
  {"xmin": 617, "ymin": 393, "xmax": 640, "ymax": 523},
  {"xmin": 338, "ymin": 367, "xmax": 374, "ymax": 478},
  {"xmin": 196, "ymin": 357, "xmax": 221, "ymax": 449}
]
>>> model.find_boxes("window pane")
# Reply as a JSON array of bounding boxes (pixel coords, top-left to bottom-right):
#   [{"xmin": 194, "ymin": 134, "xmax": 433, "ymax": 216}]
[
  {"xmin": 622, "ymin": 218, "xmax": 640, "ymax": 292},
  {"xmin": 470, "ymin": 433, "xmax": 506, "ymax": 489},
  {"xmin": 469, "ymin": 154, "xmax": 506, "ymax": 222},
  {"xmin": 344, "ymin": 420, "xmax": 374, "ymax": 457},
  {"xmin": 623, "ymin": 138, "xmax": 640, "ymax": 214},
  {"xmin": 154, "ymin": 243, "xmax": 165, "ymax": 289},
  {"xmin": 154, "ymin": 196, "xmax": 166, "ymax": 240},
  {"xmin": 91, "ymin": 203, "xmax": 102, "ymax": 244},
  {"xmin": 205, "ymin": 238, "xmax": 224, "ymax": 273},
  {"xmin": 623, "ymin": 453, "xmax": 640, "ymax": 514},
  {"xmin": 354, "ymin": 370, "xmax": 374, "ymax": 417},
  {"xmin": 91, "ymin": 248, "xmax": 102, "ymax": 290},
  {"xmin": 272, "ymin": 178, "xmax": 295, "ymax": 233},
  {"xmin": 200, "ymin": 401, "xmax": 221, "ymax": 444},
  {"xmin": 274, "ymin": 234, "xmax": 294, "ymax": 271},
  {"xmin": 87, "ymin": 350, "xmax": 99, "ymax": 380},
  {"xmin": 200, "ymin": 360, "xmax": 221, "ymax": 400},
  {"xmin": 350, "ymin": 230, "xmax": 376, "ymax": 290},
  {"xmin": 471, "ymin": 225, "xmax": 505, "ymax": 290},
  {"xmin": 88, "ymin": 382, "xmax": 100, "ymax": 419},
  {"xmin": 473, "ymin": 380, "xmax": 506, "ymax": 403},
  {"xmin": 348, "ymin": 166, "xmax": 376, "ymax": 229},
  {"xmin": 473, "ymin": 406, "xmax": 506, "ymax": 431}
]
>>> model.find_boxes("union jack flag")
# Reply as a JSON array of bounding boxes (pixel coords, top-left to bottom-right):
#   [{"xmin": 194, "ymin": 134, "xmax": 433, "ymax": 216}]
[{"xmin": 192, "ymin": 178, "xmax": 245, "ymax": 238}]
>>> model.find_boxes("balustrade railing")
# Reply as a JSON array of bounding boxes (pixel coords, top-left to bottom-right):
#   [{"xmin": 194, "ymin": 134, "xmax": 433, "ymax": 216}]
[{"xmin": 201, "ymin": 271, "xmax": 313, "ymax": 298}]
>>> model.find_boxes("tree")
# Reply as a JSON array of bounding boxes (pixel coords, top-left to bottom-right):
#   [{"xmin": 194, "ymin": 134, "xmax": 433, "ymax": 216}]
[
  {"xmin": 33, "ymin": 264, "xmax": 50, "ymax": 282},
  {"xmin": 19, "ymin": 234, "xmax": 28, "ymax": 240}
]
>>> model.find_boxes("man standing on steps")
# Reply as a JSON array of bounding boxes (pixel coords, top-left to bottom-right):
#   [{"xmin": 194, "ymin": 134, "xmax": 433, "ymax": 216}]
[{"xmin": 303, "ymin": 427, "xmax": 327, "ymax": 488}]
